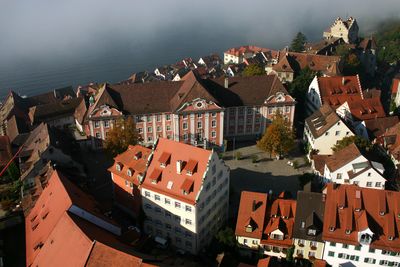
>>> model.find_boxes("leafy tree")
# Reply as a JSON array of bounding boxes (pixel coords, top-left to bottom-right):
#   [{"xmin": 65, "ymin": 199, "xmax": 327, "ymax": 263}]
[
  {"xmin": 332, "ymin": 135, "xmax": 372, "ymax": 153},
  {"xmin": 215, "ymin": 227, "xmax": 236, "ymax": 249},
  {"xmin": 286, "ymin": 245, "xmax": 295, "ymax": 262},
  {"xmin": 290, "ymin": 32, "xmax": 307, "ymax": 52},
  {"xmin": 104, "ymin": 117, "xmax": 141, "ymax": 157},
  {"xmin": 243, "ymin": 64, "xmax": 265, "ymax": 76},
  {"xmin": 375, "ymin": 20, "xmax": 400, "ymax": 64},
  {"xmin": 257, "ymin": 112, "xmax": 295, "ymax": 158},
  {"xmin": 298, "ymin": 173, "xmax": 317, "ymax": 188},
  {"xmin": 334, "ymin": 44, "xmax": 362, "ymax": 76}
]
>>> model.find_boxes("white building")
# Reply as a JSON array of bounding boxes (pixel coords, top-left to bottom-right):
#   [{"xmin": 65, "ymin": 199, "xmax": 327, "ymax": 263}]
[
  {"xmin": 312, "ymin": 143, "xmax": 386, "ymax": 190},
  {"xmin": 140, "ymin": 138, "xmax": 230, "ymax": 254},
  {"xmin": 304, "ymin": 105, "xmax": 354, "ymax": 155},
  {"xmin": 322, "ymin": 184, "xmax": 400, "ymax": 267},
  {"xmin": 323, "ymin": 17, "xmax": 359, "ymax": 44}
]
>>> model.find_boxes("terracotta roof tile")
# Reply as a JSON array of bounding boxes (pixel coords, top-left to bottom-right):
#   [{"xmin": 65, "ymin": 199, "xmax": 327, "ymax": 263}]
[
  {"xmin": 141, "ymin": 138, "xmax": 212, "ymax": 205},
  {"xmin": 323, "ymin": 184, "xmax": 400, "ymax": 252},
  {"xmin": 305, "ymin": 104, "xmax": 342, "ymax": 138},
  {"xmin": 324, "ymin": 143, "xmax": 361, "ymax": 172}
]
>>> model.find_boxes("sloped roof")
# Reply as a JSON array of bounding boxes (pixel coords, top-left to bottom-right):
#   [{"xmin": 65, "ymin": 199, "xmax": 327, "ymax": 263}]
[
  {"xmin": 109, "ymin": 145, "xmax": 152, "ymax": 186},
  {"xmin": 391, "ymin": 78, "xmax": 400, "ymax": 95},
  {"xmin": 208, "ymin": 74, "xmax": 289, "ymax": 107},
  {"xmin": 305, "ymin": 105, "xmax": 341, "ymax": 138},
  {"xmin": 29, "ymin": 97, "xmax": 83, "ymax": 124},
  {"xmin": 0, "ymin": 135, "xmax": 12, "ymax": 167},
  {"xmin": 322, "ymin": 184, "xmax": 400, "ymax": 252},
  {"xmin": 272, "ymin": 55, "xmax": 294, "ymax": 73},
  {"xmin": 25, "ymin": 170, "xmax": 119, "ymax": 266},
  {"xmin": 364, "ymin": 116, "xmax": 399, "ymax": 140},
  {"xmin": 292, "ymin": 191, "xmax": 325, "ymax": 242},
  {"xmin": 325, "ymin": 143, "xmax": 362, "ymax": 172},
  {"xmin": 317, "ymin": 75, "xmax": 363, "ymax": 108},
  {"xmin": 359, "ymin": 37, "xmax": 377, "ymax": 51},
  {"xmin": 141, "ymin": 138, "xmax": 212, "ymax": 205},
  {"xmin": 346, "ymin": 97, "xmax": 386, "ymax": 121},
  {"xmin": 235, "ymin": 191, "xmax": 268, "ymax": 239}
]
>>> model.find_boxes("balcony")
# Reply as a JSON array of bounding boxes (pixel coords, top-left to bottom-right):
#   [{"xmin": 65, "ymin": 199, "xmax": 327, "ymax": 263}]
[{"xmin": 310, "ymin": 246, "xmax": 317, "ymax": 250}]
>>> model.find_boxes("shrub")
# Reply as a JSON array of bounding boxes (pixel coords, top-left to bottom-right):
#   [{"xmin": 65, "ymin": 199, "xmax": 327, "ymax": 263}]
[
  {"xmin": 293, "ymin": 160, "xmax": 299, "ymax": 169},
  {"xmin": 251, "ymin": 154, "xmax": 259, "ymax": 163}
]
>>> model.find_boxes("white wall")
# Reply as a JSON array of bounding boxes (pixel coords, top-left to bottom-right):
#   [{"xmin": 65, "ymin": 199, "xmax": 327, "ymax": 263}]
[{"xmin": 323, "ymin": 241, "xmax": 400, "ymax": 267}]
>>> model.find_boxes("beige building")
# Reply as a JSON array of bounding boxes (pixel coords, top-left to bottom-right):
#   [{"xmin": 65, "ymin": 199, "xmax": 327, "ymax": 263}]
[
  {"xmin": 323, "ymin": 17, "xmax": 359, "ymax": 44},
  {"xmin": 140, "ymin": 138, "xmax": 230, "ymax": 254}
]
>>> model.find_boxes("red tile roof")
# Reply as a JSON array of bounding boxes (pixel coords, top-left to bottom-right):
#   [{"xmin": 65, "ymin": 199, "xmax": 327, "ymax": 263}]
[
  {"xmin": 324, "ymin": 143, "xmax": 361, "ymax": 172},
  {"xmin": 317, "ymin": 75, "xmax": 363, "ymax": 108},
  {"xmin": 25, "ymin": 170, "xmax": 119, "ymax": 266},
  {"xmin": 141, "ymin": 138, "xmax": 213, "ymax": 205},
  {"xmin": 323, "ymin": 184, "xmax": 400, "ymax": 252},
  {"xmin": 235, "ymin": 191, "xmax": 268, "ymax": 239},
  {"xmin": 235, "ymin": 192, "xmax": 296, "ymax": 248},
  {"xmin": 346, "ymin": 97, "xmax": 386, "ymax": 121},
  {"xmin": 224, "ymin": 46, "xmax": 276, "ymax": 56},
  {"xmin": 109, "ymin": 145, "xmax": 152, "ymax": 186}
]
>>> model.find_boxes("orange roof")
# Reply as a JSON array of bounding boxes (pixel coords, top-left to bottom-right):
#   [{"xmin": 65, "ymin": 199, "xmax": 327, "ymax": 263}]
[
  {"xmin": 86, "ymin": 241, "xmax": 148, "ymax": 267},
  {"xmin": 317, "ymin": 75, "xmax": 363, "ymax": 108},
  {"xmin": 346, "ymin": 97, "xmax": 386, "ymax": 121},
  {"xmin": 109, "ymin": 145, "xmax": 151, "ymax": 186},
  {"xmin": 323, "ymin": 184, "xmax": 400, "ymax": 252},
  {"xmin": 224, "ymin": 45, "xmax": 275, "ymax": 56},
  {"xmin": 235, "ymin": 191, "xmax": 296, "ymax": 248},
  {"xmin": 25, "ymin": 170, "xmax": 120, "ymax": 266},
  {"xmin": 235, "ymin": 191, "xmax": 268, "ymax": 239},
  {"xmin": 141, "ymin": 138, "xmax": 212, "ymax": 205}
]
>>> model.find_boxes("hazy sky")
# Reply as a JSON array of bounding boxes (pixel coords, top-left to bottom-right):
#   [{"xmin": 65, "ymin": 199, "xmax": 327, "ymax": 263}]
[{"xmin": 0, "ymin": 0, "xmax": 399, "ymax": 97}]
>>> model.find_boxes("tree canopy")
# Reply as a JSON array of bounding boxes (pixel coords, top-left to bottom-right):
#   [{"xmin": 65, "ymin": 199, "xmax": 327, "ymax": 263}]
[
  {"xmin": 242, "ymin": 64, "xmax": 265, "ymax": 76},
  {"xmin": 331, "ymin": 135, "xmax": 372, "ymax": 153},
  {"xmin": 290, "ymin": 32, "xmax": 307, "ymax": 52},
  {"xmin": 375, "ymin": 20, "xmax": 400, "ymax": 64},
  {"xmin": 257, "ymin": 112, "xmax": 295, "ymax": 157},
  {"xmin": 104, "ymin": 117, "xmax": 142, "ymax": 157},
  {"xmin": 334, "ymin": 44, "xmax": 362, "ymax": 76}
]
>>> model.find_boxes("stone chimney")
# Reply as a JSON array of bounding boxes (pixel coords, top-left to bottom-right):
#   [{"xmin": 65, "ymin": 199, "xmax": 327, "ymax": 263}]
[
  {"xmin": 224, "ymin": 77, "xmax": 229, "ymax": 89},
  {"xmin": 176, "ymin": 160, "xmax": 183, "ymax": 174}
]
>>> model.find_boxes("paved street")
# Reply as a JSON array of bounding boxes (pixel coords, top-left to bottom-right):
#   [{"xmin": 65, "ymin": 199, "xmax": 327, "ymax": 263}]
[{"xmin": 223, "ymin": 141, "xmax": 310, "ymax": 222}]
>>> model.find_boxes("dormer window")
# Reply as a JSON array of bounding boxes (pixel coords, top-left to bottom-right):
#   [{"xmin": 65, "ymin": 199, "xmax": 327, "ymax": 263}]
[
  {"xmin": 134, "ymin": 151, "xmax": 142, "ymax": 160},
  {"xmin": 380, "ymin": 211, "xmax": 385, "ymax": 216},
  {"xmin": 127, "ymin": 168, "xmax": 133, "ymax": 177},
  {"xmin": 159, "ymin": 152, "xmax": 171, "ymax": 168},
  {"xmin": 345, "ymin": 229, "xmax": 351, "ymax": 235},
  {"xmin": 301, "ymin": 221, "xmax": 305, "ymax": 229},
  {"xmin": 116, "ymin": 163, "xmax": 123, "ymax": 172},
  {"xmin": 307, "ymin": 229, "xmax": 317, "ymax": 236},
  {"xmin": 338, "ymin": 205, "xmax": 344, "ymax": 210},
  {"xmin": 329, "ymin": 227, "xmax": 335, "ymax": 232},
  {"xmin": 388, "ymin": 236, "xmax": 394, "ymax": 241},
  {"xmin": 245, "ymin": 225, "xmax": 253, "ymax": 233}
]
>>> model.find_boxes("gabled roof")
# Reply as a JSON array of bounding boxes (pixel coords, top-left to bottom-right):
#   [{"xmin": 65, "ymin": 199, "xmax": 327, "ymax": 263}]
[
  {"xmin": 272, "ymin": 55, "xmax": 294, "ymax": 73},
  {"xmin": 305, "ymin": 104, "xmax": 342, "ymax": 138},
  {"xmin": 359, "ymin": 37, "xmax": 377, "ymax": 51},
  {"xmin": 325, "ymin": 143, "xmax": 362, "ymax": 172},
  {"xmin": 109, "ymin": 145, "xmax": 151, "ymax": 185},
  {"xmin": 29, "ymin": 97, "xmax": 83, "ymax": 124},
  {"xmin": 322, "ymin": 184, "xmax": 400, "ymax": 252},
  {"xmin": 25, "ymin": 170, "xmax": 119, "ymax": 266},
  {"xmin": 365, "ymin": 116, "xmax": 399, "ymax": 140},
  {"xmin": 346, "ymin": 97, "xmax": 386, "ymax": 121},
  {"xmin": 235, "ymin": 191, "xmax": 268, "ymax": 239},
  {"xmin": 317, "ymin": 75, "xmax": 363, "ymax": 108},
  {"xmin": 170, "ymin": 71, "xmax": 220, "ymax": 111},
  {"xmin": 292, "ymin": 191, "xmax": 325, "ymax": 242},
  {"xmin": 381, "ymin": 122, "xmax": 400, "ymax": 161},
  {"xmin": 141, "ymin": 138, "xmax": 213, "ymax": 205},
  {"xmin": 208, "ymin": 74, "xmax": 289, "ymax": 107},
  {"xmin": 391, "ymin": 77, "xmax": 400, "ymax": 95},
  {"xmin": 224, "ymin": 46, "xmax": 275, "ymax": 57}
]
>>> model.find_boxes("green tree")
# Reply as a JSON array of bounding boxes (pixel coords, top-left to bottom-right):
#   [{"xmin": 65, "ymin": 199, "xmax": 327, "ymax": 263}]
[
  {"xmin": 104, "ymin": 117, "xmax": 142, "ymax": 157},
  {"xmin": 257, "ymin": 112, "xmax": 295, "ymax": 158},
  {"xmin": 215, "ymin": 227, "xmax": 236, "ymax": 249},
  {"xmin": 286, "ymin": 245, "xmax": 295, "ymax": 262},
  {"xmin": 290, "ymin": 32, "xmax": 307, "ymax": 52},
  {"xmin": 6, "ymin": 162, "xmax": 20, "ymax": 181},
  {"xmin": 287, "ymin": 67, "xmax": 316, "ymax": 123},
  {"xmin": 242, "ymin": 64, "xmax": 265, "ymax": 76},
  {"xmin": 332, "ymin": 136, "xmax": 372, "ymax": 153},
  {"xmin": 334, "ymin": 44, "xmax": 362, "ymax": 76},
  {"xmin": 375, "ymin": 20, "xmax": 400, "ymax": 64}
]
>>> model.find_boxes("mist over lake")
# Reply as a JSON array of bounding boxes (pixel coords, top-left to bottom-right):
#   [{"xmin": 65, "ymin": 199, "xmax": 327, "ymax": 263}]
[{"xmin": 0, "ymin": 0, "xmax": 399, "ymax": 99}]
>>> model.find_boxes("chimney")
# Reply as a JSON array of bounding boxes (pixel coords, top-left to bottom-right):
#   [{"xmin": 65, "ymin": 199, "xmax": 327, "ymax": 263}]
[
  {"xmin": 224, "ymin": 77, "xmax": 229, "ymax": 89},
  {"xmin": 176, "ymin": 160, "xmax": 183, "ymax": 174}
]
